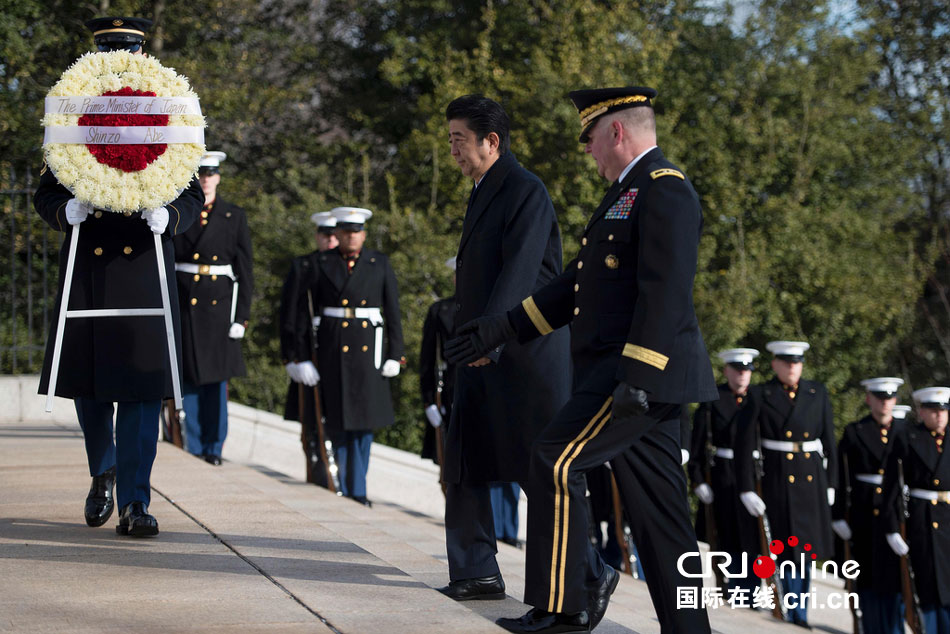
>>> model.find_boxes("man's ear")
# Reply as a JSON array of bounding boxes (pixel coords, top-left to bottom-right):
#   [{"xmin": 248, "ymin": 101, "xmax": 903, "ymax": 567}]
[
  {"xmin": 487, "ymin": 131, "xmax": 501, "ymax": 153},
  {"xmin": 612, "ymin": 120, "xmax": 624, "ymax": 146}
]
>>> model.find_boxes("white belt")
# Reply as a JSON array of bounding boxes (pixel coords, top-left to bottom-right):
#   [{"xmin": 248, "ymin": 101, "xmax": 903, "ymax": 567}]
[
  {"xmin": 319, "ymin": 307, "xmax": 384, "ymax": 369},
  {"xmin": 713, "ymin": 447, "xmax": 734, "ymax": 459},
  {"xmin": 909, "ymin": 488, "xmax": 950, "ymax": 503},
  {"xmin": 855, "ymin": 474, "xmax": 884, "ymax": 486},
  {"xmin": 761, "ymin": 438, "xmax": 823, "ymax": 454},
  {"xmin": 174, "ymin": 262, "xmax": 236, "ymax": 280}
]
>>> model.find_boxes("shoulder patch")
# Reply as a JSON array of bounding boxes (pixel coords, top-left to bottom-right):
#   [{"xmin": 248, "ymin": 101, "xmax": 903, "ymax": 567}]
[
  {"xmin": 650, "ymin": 168, "xmax": 684, "ymax": 180},
  {"xmin": 39, "ymin": 162, "xmax": 48, "ymax": 176}
]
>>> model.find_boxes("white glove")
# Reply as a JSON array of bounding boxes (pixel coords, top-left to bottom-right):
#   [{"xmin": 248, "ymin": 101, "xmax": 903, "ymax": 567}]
[
  {"xmin": 832, "ymin": 520, "xmax": 852, "ymax": 541},
  {"xmin": 827, "ymin": 488, "xmax": 836, "ymax": 506},
  {"xmin": 886, "ymin": 532, "xmax": 909, "ymax": 557},
  {"xmin": 694, "ymin": 483, "xmax": 714, "ymax": 505},
  {"xmin": 740, "ymin": 491, "xmax": 766, "ymax": 517},
  {"xmin": 425, "ymin": 404, "xmax": 442, "ymax": 428},
  {"xmin": 228, "ymin": 323, "xmax": 246, "ymax": 339},
  {"xmin": 142, "ymin": 206, "xmax": 169, "ymax": 234},
  {"xmin": 381, "ymin": 359, "xmax": 400, "ymax": 378},
  {"xmin": 297, "ymin": 361, "xmax": 319, "ymax": 386},
  {"xmin": 65, "ymin": 198, "xmax": 92, "ymax": 225},
  {"xmin": 285, "ymin": 362, "xmax": 301, "ymax": 383},
  {"xmin": 681, "ymin": 449, "xmax": 690, "ymax": 465}
]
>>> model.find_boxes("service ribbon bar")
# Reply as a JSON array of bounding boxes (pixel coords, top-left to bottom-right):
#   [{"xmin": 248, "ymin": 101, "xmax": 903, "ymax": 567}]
[
  {"xmin": 44, "ymin": 96, "xmax": 202, "ymax": 116},
  {"xmin": 43, "ymin": 125, "xmax": 205, "ymax": 145}
]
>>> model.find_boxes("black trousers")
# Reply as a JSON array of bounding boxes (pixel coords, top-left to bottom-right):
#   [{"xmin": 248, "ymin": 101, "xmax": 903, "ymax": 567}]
[{"xmin": 523, "ymin": 364, "xmax": 710, "ymax": 633}]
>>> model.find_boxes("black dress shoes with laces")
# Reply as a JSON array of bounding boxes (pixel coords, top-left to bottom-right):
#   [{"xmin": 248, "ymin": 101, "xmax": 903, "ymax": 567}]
[
  {"xmin": 496, "ymin": 608, "xmax": 590, "ymax": 633},
  {"xmin": 587, "ymin": 565, "xmax": 620, "ymax": 629},
  {"xmin": 203, "ymin": 454, "xmax": 222, "ymax": 466},
  {"xmin": 438, "ymin": 573, "xmax": 506, "ymax": 601},
  {"xmin": 84, "ymin": 466, "xmax": 116, "ymax": 527},
  {"xmin": 116, "ymin": 501, "xmax": 159, "ymax": 537}
]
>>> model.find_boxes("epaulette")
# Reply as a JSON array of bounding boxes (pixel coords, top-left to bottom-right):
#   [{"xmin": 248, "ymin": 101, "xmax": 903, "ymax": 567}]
[
  {"xmin": 650, "ymin": 168, "xmax": 684, "ymax": 180},
  {"xmin": 40, "ymin": 162, "xmax": 48, "ymax": 176}
]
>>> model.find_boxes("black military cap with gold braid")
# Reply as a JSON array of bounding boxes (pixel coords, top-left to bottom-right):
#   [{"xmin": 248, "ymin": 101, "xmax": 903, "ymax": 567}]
[
  {"xmin": 84, "ymin": 17, "xmax": 153, "ymax": 51},
  {"xmin": 568, "ymin": 86, "xmax": 657, "ymax": 143}
]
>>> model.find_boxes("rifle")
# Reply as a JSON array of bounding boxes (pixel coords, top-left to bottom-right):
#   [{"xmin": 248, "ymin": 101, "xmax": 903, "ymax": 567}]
[
  {"xmin": 754, "ymin": 423, "xmax": 786, "ymax": 621},
  {"xmin": 434, "ymin": 332, "xmax": 447, "ymax": 497},
  {"xmin": 897, "ymin": 459, "xmax": 925, "ymax": 634},
  {"xmin": 841, "ymin": 454, "xmax": 864, "ymax": 634},
  {"xmin": 702, "ymin": 405, "xmax": 724, "ymax": 588},
  {"xmin": 162, "ymin": 399, "xmax": 184, "ymax": 448},
  {"xmin": 306, "ymin": 290, "xmax": 336, "ymax": 493}
]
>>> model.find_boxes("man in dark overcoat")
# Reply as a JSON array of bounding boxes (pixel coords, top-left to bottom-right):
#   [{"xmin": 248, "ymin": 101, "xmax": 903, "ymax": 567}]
[
  {"xmin": 34, "ymin": 16, "xmax": 203, "ymax": 538},
  {"xmin": 296, "ymin": 206, "xmax": 404, "ymax": 505},
  {"xmin": 688, "ymin": 348, "xmax": 760, "ymax": 595},
  {"xmin": 447, "ymin": 86, "xmax": 718, "ymax": 633},
  {"xmin": 832, "ymin": 377, "xmax": 905, "ymax": 634},
  {"xmin": 880, "ymin": 386, "xmax": 950, "ymax": 634},
  {"xmin": 734, "ymin": 340, "xmax": 837, "ymax": 628},
  {"xmin": 280, "ymin": 211, "xmax": 337, "ymax": 487},
  {"xmin": 438, "ymin": 94, "xmax": 572, "ymax": 601},
  {"xmin": 173, "ymin": 151, "xmax": 253, "ymax": 465}
]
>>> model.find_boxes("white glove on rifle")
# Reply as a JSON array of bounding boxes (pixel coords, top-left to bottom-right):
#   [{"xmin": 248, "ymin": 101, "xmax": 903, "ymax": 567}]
[
  {"xmin": 297, "ymin": 361, "xmax": 319, "ymax": 386},
  {"xmin": 142, "ymin": 206, "xmax": 169, "ymax": 234},
  {"xmin": 831, "ymin": 520, "xmax": 852, "ymax": 541},
  {"xmin": 681, "ymin": 449, "xmax": 690, "ymax": 465},
  {"xmin": 886, "ymin": 532, "xmax": 909, "ymax": 556},
  {"xmin": 285, "ymin": 362, "xmax": 301, "ymax": 383},
  {"xmin": 694, "ymin": 483, "xmax": 714, "ymax": 505},
  {"xmin": 65, "ymin": 199, "xmax": 92, "ymax": 225},
  {"xmin": 381, "ymin": 359, "xmax": 400, "ymax": 378},
  {"xmin": 228, "ymin": 323, "xmax": 246, "ymax": 339},
  {"xmin": 827, "ymin": 487, "xmax": 836, "ymax": 506},
  {"xmin": 425, "ymin": 404, "xmax": 442, "ymax": 428},
  {"xmin": 740, "ymin": 491, "xmax": 767, "ymax": 517}
]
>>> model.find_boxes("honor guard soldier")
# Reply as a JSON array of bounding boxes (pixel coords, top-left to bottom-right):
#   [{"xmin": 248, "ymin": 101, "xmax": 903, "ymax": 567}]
[
  {"xmin": 172, "ymin": 151, "xmax": 253, "ymax": 465},
  {"xmin": 419, "ymin": 256, "xmax": 457, "ymax": 468},
  {"xmin": 881, "ymin": 386, "xmax": 950, "ymax": 634},
  {"xmin": 688, "ymin": 348, "xmax": 761, "ymax": 594},
  {"xmin": 734, "ymin": 340, "xmax": 837, "ymax": 628},
  {"xmin": 295, "ymin": 207, "xmax": 405, "ymax": 505},
  {"xmin": 280, "ymin": 211, "xmax": 338, "ymax": 487},
  {"xmin": 34, "ymin": 17, "xmax": 204, "ymax": 537},
  {"xmin": 832, "ymin": 377, "xmax": 906, "ymax": 634},
  {"xmin": 447, "ymin": 85, "xmax": 717, "ymax": 633}
]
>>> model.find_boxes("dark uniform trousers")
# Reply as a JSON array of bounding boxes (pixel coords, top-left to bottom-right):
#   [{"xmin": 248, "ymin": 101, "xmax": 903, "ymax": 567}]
[{"xmin": 502, "ymin": 147, "xmax": 716, "ymax": 632}]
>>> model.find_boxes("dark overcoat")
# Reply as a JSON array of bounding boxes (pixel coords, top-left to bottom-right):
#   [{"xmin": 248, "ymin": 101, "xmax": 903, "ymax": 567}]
[
  {"xmin": 833, "ymin": 415, "xmax": 903, "ymax": 593},
  {"xmin": 447, "ymin": 151, "xmax": 572, "ymax": 484},
  {"xmin": 172, "ymin": 196, "xmax": 253, "ymax": 385},
  {"xmin": 279, "ymin": 250, "xmax": 321, "ymax": 422},
  {"xmin": 688, "ymin": 385, "xmax": 759, "ymax": 557},
  {"xmin": 35, "ymin": 169, "xmax": 203, "ymax": 401},
  {"xmin": 419, "ymin": 295, "xmax": 456, "ymax": 463},
  {"xmin": 880, "ymin": 421, "xmax": 950, "ymax": 606},
  {"xmin": 734, "ymin": 377, "xmax": 837, "ymax": 560},
  {"xmin": 301, "ymin": 247, "xmax": 404, "ymax": 432}
]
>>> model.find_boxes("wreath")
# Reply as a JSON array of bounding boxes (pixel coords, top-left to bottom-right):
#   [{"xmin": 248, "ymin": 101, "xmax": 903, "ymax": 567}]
[{"xmin": 42, "ymin": 51, "xmax": 205, "ymax": 213}]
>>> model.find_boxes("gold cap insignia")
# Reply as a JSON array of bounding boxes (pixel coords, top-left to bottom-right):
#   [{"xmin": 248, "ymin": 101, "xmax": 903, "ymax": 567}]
[
  {"xmin": 113, "ymin": 19, "xmax": 123, "ymax": 26},
  {"xmin": 605, "ymin": 255, "xmax": 619, "ymax": 269}
]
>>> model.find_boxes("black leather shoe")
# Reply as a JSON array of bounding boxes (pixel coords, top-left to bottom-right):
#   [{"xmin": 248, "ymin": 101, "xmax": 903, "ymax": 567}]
[
  {"xmin": 352, "ymin": 496, "xmax": 372, "ymax": 507},
  {"xmin": 203, "ymin": 454, "xmax": 222, "ymax": 466},
  {"xmin": 587, "ymin": 565, "xmax": 619, "ymax": 630},
  {"xmin": 438, "ymin": 573, "xmax": 506, "ymax": 601},
  {"xmin": 116, "ymin": 501, "xmax": 159, "ymax": 537},
  {"xmin": 84, "ymin": 466, "xmax": 116, "ymax": 527},
  {"xmin": 500, "ymin": 537, "xmax": 523, "ymax": 549},
  {"xmin": 496, "ymin": 608, "xmax": 590, "ymax": 633}
]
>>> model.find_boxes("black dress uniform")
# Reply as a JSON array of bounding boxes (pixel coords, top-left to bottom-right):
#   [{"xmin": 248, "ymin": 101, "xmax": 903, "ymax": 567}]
[
  {"xmin": 880, "ymin": 392, "xmax": 950, "ymax": 628},
  {"xmin": 688, "ymin": 384, "xmax": 759, "ymax": 585},
  {"xmin": 419, "ymin": 295, "xmax": 456, "ymax": 464}
]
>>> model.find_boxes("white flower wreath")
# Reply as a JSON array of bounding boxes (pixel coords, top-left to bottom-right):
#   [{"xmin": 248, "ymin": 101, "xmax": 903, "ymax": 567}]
[{"xmin": 42, "ymin": 51, "xmax": 205, "ymax": 213}]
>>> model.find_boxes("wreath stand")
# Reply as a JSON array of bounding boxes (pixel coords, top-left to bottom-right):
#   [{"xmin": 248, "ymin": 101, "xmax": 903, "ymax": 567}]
[{"xmin": 44, "ymin": 222, "xmax": 183, "ymax": 412}]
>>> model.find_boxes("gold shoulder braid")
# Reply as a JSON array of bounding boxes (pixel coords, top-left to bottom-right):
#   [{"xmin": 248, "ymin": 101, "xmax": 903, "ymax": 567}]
[{"xmin": 650, "ymin": 168, "xmax": 684, "ymax": 180}]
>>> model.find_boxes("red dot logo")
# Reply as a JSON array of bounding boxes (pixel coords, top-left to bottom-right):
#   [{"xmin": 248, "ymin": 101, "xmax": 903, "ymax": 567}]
[
  {"xmin": 769, "ymin": 540, "xmax": 784, "ymax": 556},
  {"xmin": 788, "ymin": 535, "xmax": 799, "ymax": 547},
  {"xmin": 804, "ymin": 543, "xmax": 811, "ymax": 551},
  {"xmin": 753, "ymin": 555, "xmax": 776, "ymax": 579}
]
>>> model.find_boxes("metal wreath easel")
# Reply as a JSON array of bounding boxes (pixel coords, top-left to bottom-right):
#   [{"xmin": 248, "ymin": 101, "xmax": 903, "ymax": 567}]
[{"xmin": 44, "ymin": 222, "xmax": 182, "ymax": 412}]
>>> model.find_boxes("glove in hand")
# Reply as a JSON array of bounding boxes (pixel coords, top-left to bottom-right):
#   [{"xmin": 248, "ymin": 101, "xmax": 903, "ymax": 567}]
[
  {"xmin": 444, "ymin": 313, "xmax": 515, "ymax": 365},
  {"xmin": 66, "ymin": 199, "xmax": 92, "ymax": 225},
  {"xmin": 297, "ymin": 361, "xmax": 319, "ymax": 386},
  {"xmin": 142, "ymin": 206, "xmax": 169, "ymax": 234},
  {"xmin": 694, "ymin": 483, "xmax": 714, "ymax": 505},
  {"xmin": 228, "ymin": 323, "xmax": 245, "ymax": 339},
  {"xmin": 740, "ymin": 491, "xmax": 767, "ymax": 517},
  {"xmin": 425, "ymin": 404, "xmax": 442, "ymax": 428},
  {"xmin": 381, "ymin": 359, "xmax": 401, "ymax": 378},
  {"xmin": 611, "ymin": 382, "xmax": 649, "ymax": 422},
  {"xmin": 886, "ymin": 532, "xmax": 909, "ymax": 556}
]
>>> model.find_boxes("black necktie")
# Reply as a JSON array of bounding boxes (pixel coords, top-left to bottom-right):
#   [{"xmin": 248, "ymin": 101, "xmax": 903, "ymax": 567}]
[{"xmin": 466, "ymin": 184, "xmax": 478, "ymax": 213}]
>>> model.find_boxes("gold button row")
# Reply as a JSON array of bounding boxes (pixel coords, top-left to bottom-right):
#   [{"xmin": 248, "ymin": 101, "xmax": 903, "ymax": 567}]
[{"xmin": 94, "ymin": 247, "xmax": 133, "ymax": 255}]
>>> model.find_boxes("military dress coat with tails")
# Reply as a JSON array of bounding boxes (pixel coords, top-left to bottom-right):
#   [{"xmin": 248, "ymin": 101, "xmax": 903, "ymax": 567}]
[
  {"xmin": 880, "ymin": 422, "xmax": 950, "ymax": 607},
  {"xmin": 734, "ymin": 377, "xmax": 837, "ymax": 560},
  {"xmin": 34, "ymin": 169, "xmax": 203, "ymax": 402},
  {"xmin": 448, "ymin": 151, "xmax": 572, "ymax": 485},
  {"xmin": 172, "ymin": 197, "xmax": 253, "ymax": 385},
  {"xmin": 300, "ymin": 247, "xmax": 404, "ymax": 432},
  {"xmin": 833, "ymin": 415, "xmax": 903, "ymax": 593}
]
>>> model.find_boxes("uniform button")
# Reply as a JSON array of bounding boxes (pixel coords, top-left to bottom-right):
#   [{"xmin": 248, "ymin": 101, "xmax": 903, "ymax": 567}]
[
  {"xmin": 123, "ymin": 211, "xmax": 132, "ymax": 217},
  {"xmin": 577, "ymin": 261, "xmax": 583, "ymax": 269},
  {"xmin": 933, "ymin": 500, "xmax": 939, "ymax": 506},
  {"xmin": 193, "ymin": 253, "xmax": 200, "ymax": 260},
  {"xmin": 574, "ymin": 284, "xmax": 579, "ymax": 292},
  {"xmin": 608, "ymin": 234, "xmax": 614, "ymax": 241},
  {"xmin": 190, "ymin": 298, "xmax": 197, "ymax": 305},
  {"xmin": 882, "ymin": 437, "xmax": 888, "ymax": 444},
  {"xmin": 934, "ymin": 522, "xmax": 940, "ymax": 529},
  {"xmin": 362, "ymin": 345, "xmax": 368, "ymax": 352},
  {"xmin": 803, "ymin": 432, "xmax": 809, "ymax": 438},
  {"xmin": 123, "ymin": 246, "xmax": 132, "ymax": 255},
  {"xmin": 94, "ymin": 211, "xmax": 102, "ymax": 218},
  {"xmin": 212, "ymin": 300, "xmax": 217, "ymax": 305},
  {"xmin": 193, "ymin": 274, "xmax": 200, "ymax": 282},
  {"xmin": 785, "ymin": 431, "xmax": 793, "ymax": 438},
  {"xmin": 807, "ymin": 475, "xmax": 813, "ymax": 482},
  {"xmin": 342, "ymin": 321, "xmax": 349, "ymax": 328},
  {"xmin": 573, "ymin": 307, "xmax": 579, "ymax": 316},
  {"xmin": 582, "ymin": 237, "xmax": 587, "ymax": 246},
  {"xmin": 342, "ymin": 345, "xmax": 349, "ymax": 352},
  {"xmin": 361, "ymin": 300, "xmax": 367, "ymax": 306},
  {"xmin": 804, "ymin": 452, "xmax": 811, "ymax": 459},
  {"xmin": 211, "ymin": 275, "xmax": 217, "ymax": 281},
  {"xmin": 342, "ymin": 299, "xmax": 349, "ymax": 306},
  {"xmin": 94, "ymin": 247, "xmax": 103, "ymax": 256},
  {"xmin": 878, "ymin": 468, "xmax": 885, "ymax": 475},
  {"xmin": 788, "ymin": 475, "xmax": 795, "ymax": 483},
  {"xmin": 786, "ymin": 453, "xmax": 793, "ymax": 460},
  {"xmin": 881, "ymin": 429, "xmax": 888, "ymax": 436},
  {"xmin": 873, "ymin": 509, "xmax": 880, "ymax": 516},
  {"xmin": 935, "ymin": 479, "xmax": 941, "ymax": 486},
  {"xmin": 212, "ymin": 255, "xmax": 218, "ymax": 261},
  {"xmin": 201, "ymin": 211, "xmax": 209, "ymax": 218},
  {"xmin": 362, "ymin": 321, "xmax": 368, "ymax": 328},
  {"xmin": 876, "ymin": 486, "xmax": 882, "ymax": 494}
]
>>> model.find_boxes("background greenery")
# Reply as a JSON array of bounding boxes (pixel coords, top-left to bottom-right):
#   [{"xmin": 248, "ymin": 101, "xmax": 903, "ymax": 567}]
[{"xmin": 2, "ymin": 0, "xmax": 948, "ymax": 455}]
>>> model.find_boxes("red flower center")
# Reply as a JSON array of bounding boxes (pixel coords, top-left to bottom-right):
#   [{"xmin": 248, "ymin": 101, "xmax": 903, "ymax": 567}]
[{"xmin": 77, "ymin": 87, "xmax": 169, "ymax": 172}]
